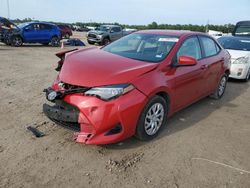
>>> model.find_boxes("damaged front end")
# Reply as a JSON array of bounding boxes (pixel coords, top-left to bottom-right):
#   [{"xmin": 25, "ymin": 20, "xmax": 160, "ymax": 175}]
[{"xmin": 43, "ymin": 48, "xmax": 149, "ymax": 144}]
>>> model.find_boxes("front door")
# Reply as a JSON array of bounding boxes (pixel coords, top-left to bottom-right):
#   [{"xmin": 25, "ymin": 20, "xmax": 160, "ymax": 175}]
[{"xmin": 173, "ymin": 36, "xmax": 205, "ymax": 111}]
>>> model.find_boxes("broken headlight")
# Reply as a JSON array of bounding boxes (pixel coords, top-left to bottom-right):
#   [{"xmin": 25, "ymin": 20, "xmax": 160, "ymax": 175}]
[{"xmin": 85, "ymin": 84, "xmax": 135, "ymax": 101}]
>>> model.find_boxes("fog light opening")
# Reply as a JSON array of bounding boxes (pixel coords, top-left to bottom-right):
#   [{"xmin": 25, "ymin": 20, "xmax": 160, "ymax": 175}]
[{"xmin": 105, "ymin": 124, "xmax": 122, "ymax": 136}]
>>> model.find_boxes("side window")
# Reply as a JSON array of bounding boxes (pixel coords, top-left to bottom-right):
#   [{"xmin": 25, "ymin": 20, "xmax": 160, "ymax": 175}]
[
  {"xmin": 177, "ymin": 37, "xmax": 202, "ymax": 60},
  {"xmin": 40, "ymin": 24, "xmax": 52, "ymax": 30},
  {"xmin": 25, "ymin": 24, "xmax": 34, "ymax": 30},
  {"xmin": 112, "ymin": 27, "xmax": 121, "ymax": 32},
  {"xmin": 33, "ymin": 24, "xmax": 40, "ymax": 30},
  {"xmin": 200, "ymin": 36, "xmax": 218, "ymax": 57}
]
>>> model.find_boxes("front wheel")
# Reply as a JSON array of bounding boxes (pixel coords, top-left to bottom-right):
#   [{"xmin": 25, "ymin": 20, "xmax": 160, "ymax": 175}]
[
  {"xmin": 135, "ymin": 95, "xmax": 168, "ymax": 141},
  {"xmin": 11, "ymin": 36, "xmax": 23, "ymax": 47},
  {"xmin": 50, "ymin": 36, "xmax": 60, "ymax": 47},
  {"xmin": 244, "ymin": 68, "xmax": 250, "ymax": 82},
  {"xmin": 210, "ymin": 74, "xmax": 228, "ymax": 99},
  {"xmin": 102, "ymin": 38, "xmax": 110, "ymax": 46}
]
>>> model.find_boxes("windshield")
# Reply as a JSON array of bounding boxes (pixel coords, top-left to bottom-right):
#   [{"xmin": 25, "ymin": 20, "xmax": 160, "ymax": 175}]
[
  {"xmin": 102, "ymin": 33, "xmax": 178, "ymax": 62},
  {"xmin": 235, "ymin": 26, "xmax": 250, "ymax": 36},
  {"xmin": 95, "ymin": 26, "xmax": 110, "ymax": 32},
  {"xmin": 218, "ymin": 37, "xmax": 250, "ymax": 51}
]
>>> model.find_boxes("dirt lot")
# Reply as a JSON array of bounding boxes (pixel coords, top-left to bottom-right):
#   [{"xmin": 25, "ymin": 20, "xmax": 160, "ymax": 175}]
[{"xmin": 0, "ymin": 32, "xmax": 250, "ymax": 188}]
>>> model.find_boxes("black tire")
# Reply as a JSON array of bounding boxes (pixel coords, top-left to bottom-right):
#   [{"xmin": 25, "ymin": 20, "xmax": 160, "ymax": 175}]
[
  {"xmin": 11, "ymin": 35, "xmax": 23, "ymax": 47},
  {"xmin": 87, "ymin": 40, "xmax": 95, "ymax": 45},
  {"xmin": 244, "ymin": 68, "xmax": 250, "ymax": 82},
  {"xmin": 135, "ymin": 95, "xmax": 168, "ymax": 141},
  {"xmin": 102, "ymin": 38, "xmax": 110, "ymax": 46},
  {"xmin": 50, "ymin": 36, "xmax": 60, "ymax": 47},
  {"xmin": 210, "ymin": 74, "xmax": 228, "ymax": 99}
]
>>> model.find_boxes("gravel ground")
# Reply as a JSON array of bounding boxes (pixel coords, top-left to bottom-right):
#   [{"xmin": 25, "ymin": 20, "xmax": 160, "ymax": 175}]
[{"xmin": 0, "ymin": 32, "xmax": 250, "ymax": 188}]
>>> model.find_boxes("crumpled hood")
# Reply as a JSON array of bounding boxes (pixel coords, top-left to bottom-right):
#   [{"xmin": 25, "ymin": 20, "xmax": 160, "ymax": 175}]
[{"xmin": 59, "ymin": 48, "xmax": 158, "ymax": 87}]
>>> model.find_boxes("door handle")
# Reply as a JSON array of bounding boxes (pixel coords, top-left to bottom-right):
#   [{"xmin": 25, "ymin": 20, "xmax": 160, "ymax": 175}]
[{"xmin": 200, "ymin": 65, "xmax": 209, "ymax": 70}]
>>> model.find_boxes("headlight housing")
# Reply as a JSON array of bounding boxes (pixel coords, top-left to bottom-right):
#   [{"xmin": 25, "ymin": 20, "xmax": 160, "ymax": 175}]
[
  {"xmin": 85, "ymin": 84, "xmax": 135, "ymax": 101},
  {"xmin": 233, "ymin": 57, "xmax": 249, "ymax": 64}
]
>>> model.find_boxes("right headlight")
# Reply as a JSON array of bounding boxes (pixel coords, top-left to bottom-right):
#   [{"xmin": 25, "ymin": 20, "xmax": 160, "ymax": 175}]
[
  {"xmin": 85, "ymin": 84, "xmax": 135, "ymax": 101},
  {"xmin": 233, "ymin": 57, "xmax": 249, "ymax": 64}
]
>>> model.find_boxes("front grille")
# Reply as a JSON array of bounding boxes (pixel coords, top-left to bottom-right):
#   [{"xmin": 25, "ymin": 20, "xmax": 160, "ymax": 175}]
[
  {"xmin": 50, "ymin": 118, "xmax": 80, "ymax": 131},
  {"xmin": 88, "ymin": 34, "xmax": 96, "ymax": 38}
]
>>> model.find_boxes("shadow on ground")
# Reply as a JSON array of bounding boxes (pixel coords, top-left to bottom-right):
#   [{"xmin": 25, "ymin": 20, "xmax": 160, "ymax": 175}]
[{"xmin": 105, "ymin": 79, "xmax": 249, "ymax": 150}]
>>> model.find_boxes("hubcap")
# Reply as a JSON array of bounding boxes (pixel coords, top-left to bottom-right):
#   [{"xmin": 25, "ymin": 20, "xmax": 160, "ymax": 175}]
[
  {"xmin": 218, "ymin": 77, "xmax": 226, "ymax": 96},
  {"xmin": 144, "ymin": 103, "xmax": 164, "ymax": 136},
  {"xmin": 15, "ymin": 37, "xmax": 22, "ymax": 46}
]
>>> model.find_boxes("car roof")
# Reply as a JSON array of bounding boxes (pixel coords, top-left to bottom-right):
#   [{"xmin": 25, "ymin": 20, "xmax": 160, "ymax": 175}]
[
  {"xmin": 136, "ymin": 29, "xmax": 206, "ymax": 37},
  {"xmin": 25, "ymin": 21, "xmax": 56, "ymax": 26}
]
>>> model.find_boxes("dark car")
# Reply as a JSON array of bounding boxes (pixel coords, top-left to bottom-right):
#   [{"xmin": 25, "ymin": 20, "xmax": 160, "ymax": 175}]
[
  {"xmin": 8, "ymin": 22, "xmax": 61, "ymax": 47},
  {"xmin": 0, "ymin": 17, "xmax": 17, "ymax": 43},
  {"xmin": 57, "ymin": 24, "xmax": 73, "ymax": 39},
  {"xmin": 64, "ymin": 38, "xmax": 85, "ymax": 46}
]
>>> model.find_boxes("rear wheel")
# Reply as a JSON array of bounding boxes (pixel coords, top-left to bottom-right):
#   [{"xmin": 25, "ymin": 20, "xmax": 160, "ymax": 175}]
[
  {"xmin": 244, "ymin": 68, "xmax": 250, "ymax": 82},
  {"xmin": 50, "ymin": 36, "xmax": 60, "ymax": 47},
  {"xmin": 11, "ymin": 36, "xmax": 23, "ymax": 47},
  {"xmin": 210, "ymin": 74, "xmax": 227, "ymax": 99},
  {"xmin": 135, "ymin": 95, "xmax": 168, "ymax": 141}
]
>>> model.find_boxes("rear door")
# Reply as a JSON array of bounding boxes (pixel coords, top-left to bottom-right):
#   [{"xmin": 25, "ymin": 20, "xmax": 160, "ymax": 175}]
[
  {"xmin": 198, "ymin": 35, "xmax": 223, "ymax": 94},
  {"xmin": 37, "ymin": 24, "xmax": 51, "ymax": 42},
  {"xmin": 173, "ymin": 36, "xmax": 205, "ymax": 111}
]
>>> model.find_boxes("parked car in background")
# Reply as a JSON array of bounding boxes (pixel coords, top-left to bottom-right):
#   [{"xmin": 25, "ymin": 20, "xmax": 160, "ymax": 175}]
[
  {"xmin": 0, "ymin": 16, "xmax": 17, "ymax": 44},
  {"xmin": 87, "ymin": 25, "xmax": 124, "ymax": 45},
  {"xmin": 57, "ymin": 24, "xmax": 72, "ymax": 39},
  {"xmin": 63, "ymin": 38, "xmax": 85, "ymax": 46},
  {"xmin": 7, "ymin": 22, "xmax": 61, "ymax": 47},
  {"xmin": 218, "ymin": 36, "xmax": 250, "ymax": 81},
  {"xmin": 43, "ymin": 30, "xmax": 230, "ymax": 144},
  {"xmin": 233, "ymin": 21, "xmax": 250, "ymax": 37}
]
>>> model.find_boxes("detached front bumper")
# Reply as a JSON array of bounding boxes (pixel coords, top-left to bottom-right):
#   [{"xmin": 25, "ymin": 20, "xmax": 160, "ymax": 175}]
[
  {"xmin": 43, "ymin": 88, "xmax": 147, "ymax": 144},
  {"xmin": 229, "ymin": 64, "xmax": 249, "ymax": 79}
]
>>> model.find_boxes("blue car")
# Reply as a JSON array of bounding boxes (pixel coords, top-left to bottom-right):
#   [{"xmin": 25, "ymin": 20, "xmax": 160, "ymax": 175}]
[{"xmin": 8, "ymin": 22, "xmax": 61, "ymax": 47}]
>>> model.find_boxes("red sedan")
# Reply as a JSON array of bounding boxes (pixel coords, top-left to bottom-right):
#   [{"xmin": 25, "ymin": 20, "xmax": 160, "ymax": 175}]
[{"xmin": 43, "ymin": 30, "xmax": 230, "ymax": 144}]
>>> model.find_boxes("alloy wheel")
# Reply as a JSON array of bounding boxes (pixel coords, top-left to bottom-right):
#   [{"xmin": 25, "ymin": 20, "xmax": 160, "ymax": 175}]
[
  {"xmin": 218, "ymin": 76, "xmax": 227, "ymax": 97},
  {"xmin": 144, "ymin": 103, "xmax": 164, "ymax": 136}
]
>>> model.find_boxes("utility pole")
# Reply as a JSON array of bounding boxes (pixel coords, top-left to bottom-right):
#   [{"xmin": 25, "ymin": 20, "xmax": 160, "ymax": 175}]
[{"xmin": 7, "ymin": 0, "xmax": 10, "ymax": 19}]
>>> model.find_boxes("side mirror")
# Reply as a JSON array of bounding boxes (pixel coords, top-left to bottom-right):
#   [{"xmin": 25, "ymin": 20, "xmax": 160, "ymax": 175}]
[
  {"xmin": 178, "ymin": 56, "xmax": 197, "ymax": 66},
  {"xmin": 110, "ymin": 30, "xmax": 114, "ymax": 33}
]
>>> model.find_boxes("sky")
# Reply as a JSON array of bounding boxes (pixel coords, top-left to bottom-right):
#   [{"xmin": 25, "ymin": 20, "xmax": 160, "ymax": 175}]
[{"xmin": 0, "ymin": 0, "xmax": 249, "ymax": 25}]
